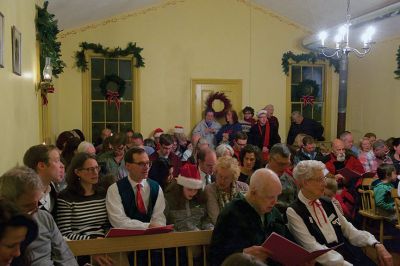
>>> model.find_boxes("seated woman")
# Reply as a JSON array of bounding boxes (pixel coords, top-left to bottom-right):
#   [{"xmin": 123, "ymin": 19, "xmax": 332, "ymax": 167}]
[
  {"xmin": 215, "ymin": 110, "xmax": 242, "ymax": 146},
  {"xmin": 287, "ymin": 160, "xmax": 392, "ymax": 266},
  {"xmin": 238, "ymin": 144, "xmax": 263, "ymax": 184},
  {"xmin": 56, "ymin": 153, "xmax": 112, "ymax": 265},
  {"xmin": 57, "ymin": 152, "xmax": 110, "ymax": 239},
  {"xmin": 205, "ymin": 156, "xmax": 249, "ymax": 224},
  {"xmin": 0, "ymin": 199, "xmax": 38, "ymax": 266},
  {"xmin": 164, "ymin": 164, "xmax": 213, "ymax": 231},
  {"xmin": 358, "ymin": 137, "xmax": 375, "ymax": 173},
  {"xmin": 374, "ymin": 163, "xmax": 397, "ymax": 221}
]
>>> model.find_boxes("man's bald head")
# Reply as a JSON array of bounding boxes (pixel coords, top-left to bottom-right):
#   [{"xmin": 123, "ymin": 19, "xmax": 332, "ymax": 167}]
[{"xmin": 247, "ymin": 168, "xmax": 282, "ymax": 215}]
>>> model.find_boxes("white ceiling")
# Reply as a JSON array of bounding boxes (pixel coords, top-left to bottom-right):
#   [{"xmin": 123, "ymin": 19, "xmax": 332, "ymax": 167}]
[{"xmin": 48, "ymin": 0, "xmax": 400, "ymax": 40}]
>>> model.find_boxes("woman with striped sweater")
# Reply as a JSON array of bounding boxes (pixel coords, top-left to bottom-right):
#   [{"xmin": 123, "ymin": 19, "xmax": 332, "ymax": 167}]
[{"xmin": 56, "ymin": 153, "xmax": 112, "ymax": 265}]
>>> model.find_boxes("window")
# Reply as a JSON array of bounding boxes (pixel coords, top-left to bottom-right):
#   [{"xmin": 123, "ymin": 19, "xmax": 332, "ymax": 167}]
[
  {"xmin": 89, "ymin": 57, "xmax": 134, "ymax": 142},
  {"xmin": 290, "ymin": 64, "xmax": 325, "ymax": 124}
]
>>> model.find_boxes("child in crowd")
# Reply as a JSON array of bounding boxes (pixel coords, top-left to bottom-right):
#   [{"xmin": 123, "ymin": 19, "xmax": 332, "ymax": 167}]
[
  {"xmin": 373, "ymin": 163, "xmax": 397, "ymax": 221},
  {"xmin": 164, "ymin": 164, "xmax": 213, "ymax": 231},
  {"xmin": 323, "ymin": 175, "xmax": 345, "ymax": 216}
]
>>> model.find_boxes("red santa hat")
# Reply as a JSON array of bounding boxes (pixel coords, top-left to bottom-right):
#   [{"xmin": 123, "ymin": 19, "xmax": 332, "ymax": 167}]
[
  {"xmin": 174, "ymin": 125, "xmax": 184, "ymax": 134},
  {"xmin": 177, "ymin": 164, "xmax": 203, "ymax": 189},
  {"xmin": 153, "ymin": 128, "xmax": 164, "ymax": 138}
]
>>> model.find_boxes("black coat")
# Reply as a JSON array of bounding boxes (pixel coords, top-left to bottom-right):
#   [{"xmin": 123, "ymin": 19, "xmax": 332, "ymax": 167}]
[
  {"xmin": 248, "ymin": 122, "xmax": 281, "ymax": 150},
  {"xmin": 287, "ymin": 118, "xmax": 324, "ymax": 145}
]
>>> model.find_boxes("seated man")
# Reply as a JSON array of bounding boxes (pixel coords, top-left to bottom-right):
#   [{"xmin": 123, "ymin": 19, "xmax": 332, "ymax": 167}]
[
  {"xmin": 325, "ymin": 139, "xmax": 364, "ymax": 220},
  {"xmin": 97, "ymin": 132, "xmax": 129, "ymax": 181},
  {"xmin": 0, "ymin": 166, "xmax": 78, "ymax": 265},
  {"xmin": 209, "ymin": 168, "xmax": 291, "ymax": 266},
  {"xmin": 293, "ymin": 135, "xmax": 327, "ymax": 165},
  {"xmin": 232, "ymin": 131, "xmax": 248, "ymax": 160},
  {"xmin": 340, "ymin": 131, "xmax": 359, "ymax": 157},
  {"xmin": 371, "ymin": 139, "xmax": 393, "ymax": 172},
  {"xmin": 23, "ymin": 144, "xmax": 64, "ymax": 217},
  {"xmin": 287, "ymin": 160, "xmax": 392, "ymax": 266},
  {"xmin": 149, "ymin": 133, "xmax": 181, "ymax": 177},
  {"xmin": 106, "ymin": 147, "xmax": 166, "ymax": 229},
  {"xmin": 325, "ymin": 139, "xmax": 364, "ymax": 184}
]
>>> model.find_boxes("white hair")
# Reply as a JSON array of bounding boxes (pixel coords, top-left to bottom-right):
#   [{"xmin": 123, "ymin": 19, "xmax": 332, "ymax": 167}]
[
  {"xmin": 215, "ymin": 144, "xmax": 234, "ymax": 158},
  {"xmin": 293, "ymin": 160, "xmax": 325, "ymax": 181},
  {"xmin": 77, "ymin": 141, "xmax": 95, "ymax": 153}
]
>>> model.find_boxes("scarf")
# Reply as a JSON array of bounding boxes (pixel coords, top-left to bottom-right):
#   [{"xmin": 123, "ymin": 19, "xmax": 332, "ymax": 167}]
[{"xmin": 216, "ymin": 182, "xmax": 238, "ymax": 211}]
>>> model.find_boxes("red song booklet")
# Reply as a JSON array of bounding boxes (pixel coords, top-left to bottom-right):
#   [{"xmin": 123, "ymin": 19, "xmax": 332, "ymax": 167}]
[
  {"xmin": 106, "ymin": 224, "xmax": 174, "ymax": 238},
  {"xmin": 262, "ymin": 232, "xmax": 341, "ymax": 265}
]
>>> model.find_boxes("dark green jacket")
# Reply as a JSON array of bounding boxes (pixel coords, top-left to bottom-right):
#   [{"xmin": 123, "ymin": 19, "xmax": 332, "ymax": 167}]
[{"xmin": 209, "ymin": 197, "xmax": 290, "ymax": 266}]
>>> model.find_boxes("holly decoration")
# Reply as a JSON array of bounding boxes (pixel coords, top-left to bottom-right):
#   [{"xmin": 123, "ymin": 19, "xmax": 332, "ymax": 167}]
[
  {"xmin": 281, "ymin": 51, "xmax": 339, "ymax": 75},
  {"xmin": 297, "ymin": 79, "xmax": 319, "ymax": 107},
  {"xmin": 36, "ymin": 1, "xmax": 66, "ymax": 78},
  {"xmin": 75, "ymin": 42, "xmax": 144, "ymax": 72}
]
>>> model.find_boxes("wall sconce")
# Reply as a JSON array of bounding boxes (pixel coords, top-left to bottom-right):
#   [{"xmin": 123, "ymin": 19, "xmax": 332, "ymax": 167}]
[
  {"xmin": 38, "ymin": 57, "xmax": 55, "ymax": 106},
  {"xmin": 43, "ymin": 57, "xmax": 53, "ymax": 81}
]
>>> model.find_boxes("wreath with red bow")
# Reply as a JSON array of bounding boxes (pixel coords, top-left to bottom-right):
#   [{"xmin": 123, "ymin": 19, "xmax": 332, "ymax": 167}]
[
  {"xmin": 205, "ymin": 92, "xmax": 232, "ymax": 118},
  {"xmin": 99, "ymin": 74, "xmax": 126, "ymax": 110}
]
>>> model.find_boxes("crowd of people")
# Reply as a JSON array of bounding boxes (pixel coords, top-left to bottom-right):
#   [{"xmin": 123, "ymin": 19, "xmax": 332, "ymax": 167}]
[{"xmin": 0, "ymin": 103, "xmax": 398, "ymax": 266}]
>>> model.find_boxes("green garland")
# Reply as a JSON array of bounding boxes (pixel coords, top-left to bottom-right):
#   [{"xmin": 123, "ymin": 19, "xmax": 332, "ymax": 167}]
[
  {"xmin": 281, "ymin": 51, "xmax": 339, "ymax": 75},
  {"xmin": 36, "ymin": 1, "xmax": 66, "ymax": 78},
  {"xmin": 99, "ymin": 74, "xmax": 126, "ymax": 98},
  {"xmin": 395, "ymin": 45, "xmax": 400, "ymax": 80},
  {"xmin": 75, "ymin": 42, "xmax": 145, "ymax": 72}
]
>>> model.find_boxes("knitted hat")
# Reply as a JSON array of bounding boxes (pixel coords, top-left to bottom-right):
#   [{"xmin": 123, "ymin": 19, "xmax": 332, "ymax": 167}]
[
  {"xmin": 177, "ymin": 164, "xmax": 203, "ymax": 189},
  {"xmin": 153, "ymin": 128, "xmax": 164, "ymax": 138},
  {"xmin": 174, "ymin": 125, "xmax": 184, "ymax": 134},
  {"xmin": 257, "ymin": 110, "xmax": 267, "ymax": 118}
]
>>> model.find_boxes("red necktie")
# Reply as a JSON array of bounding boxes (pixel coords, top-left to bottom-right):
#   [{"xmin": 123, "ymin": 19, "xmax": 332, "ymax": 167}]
[
  {"xmin": 309, "ymin": 200, "xmax": 328, "ymax": 227},
  {"xmin": 136, "ymin": 184, "xmax": 146, "ymax": 214}
]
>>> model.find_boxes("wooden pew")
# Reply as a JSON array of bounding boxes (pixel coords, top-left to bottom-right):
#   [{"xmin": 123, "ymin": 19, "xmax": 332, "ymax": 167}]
[{"xmin": 67, "ymin": 230, "xmax": 213, "ymax": 266}]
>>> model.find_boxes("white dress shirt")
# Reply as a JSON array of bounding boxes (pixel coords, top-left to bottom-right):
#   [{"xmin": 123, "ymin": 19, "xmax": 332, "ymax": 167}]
[
  {"xmin": 286, "ymin": 190, "xmax": 377, "ymax": 266},
  {"xmin": 106, "ymin": 177, "xmax": 166, "ymax": 229}
]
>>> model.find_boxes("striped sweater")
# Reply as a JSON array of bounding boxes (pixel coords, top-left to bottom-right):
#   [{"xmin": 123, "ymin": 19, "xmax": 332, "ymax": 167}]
[{"xmin": 56, "ymin": 188, "xmax": 110, "ymax": 240}]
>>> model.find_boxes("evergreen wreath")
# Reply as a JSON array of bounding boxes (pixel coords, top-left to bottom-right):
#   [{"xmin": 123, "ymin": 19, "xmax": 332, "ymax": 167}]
[
  {"xmin": 36, "ymin": 1, "xmax": 66, "ymax": 78},
  {"xmin": 281, "ymin": 51, "xmax": 340, "ymax": 75},
  {"xmin": 297, "ymin": 79, "xmax": 319, "ymax": 97},
  {"xmin": 395, "ymin": 45, "xmax": 400, "ymax": 80},
  {"xmin": 75, "ymin": 42, "xmax": 145, "ymax": 72},
  {"xmin": 99, "ymin": 74, "xmax": 126, "ymax": 98},
  {"xmin": 205, "ymin": 92, "xmax": 232, "ymax": 118}
]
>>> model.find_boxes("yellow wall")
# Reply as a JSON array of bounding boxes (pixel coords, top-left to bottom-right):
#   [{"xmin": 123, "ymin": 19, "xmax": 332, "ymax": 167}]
[
  {"xmin": 55, "ymin": 0, "xmax": 318, "ymax": 140},
  {"xmin": 347, "ymin": 37, "xmax": 400, "ymax": 141},
  {"xmin": 0, "ymin": 0, "xmax": 41, "ymax": 173}
]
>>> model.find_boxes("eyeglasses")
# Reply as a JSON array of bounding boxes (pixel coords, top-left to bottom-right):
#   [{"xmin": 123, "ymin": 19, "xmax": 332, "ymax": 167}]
[
  {"xmin": 132, "ymin": 161, "xmax": 152, "ymax": 168},
  {"xmin": 79, "ymin": 166, "xmax": 100, "ymax": 173}
]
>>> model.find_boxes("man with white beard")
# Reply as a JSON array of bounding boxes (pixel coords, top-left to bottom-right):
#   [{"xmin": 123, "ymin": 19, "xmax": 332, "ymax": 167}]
[
  {"xmin": 325, "ymin": 139, "xmax": 364, "ymax": 183},
  {"xmin": 324, "ymin": 139, "xmax": 365, "ymax": 220}
]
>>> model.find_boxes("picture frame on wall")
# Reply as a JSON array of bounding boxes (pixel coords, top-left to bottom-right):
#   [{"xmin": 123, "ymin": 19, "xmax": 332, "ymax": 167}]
[
  {"xmin": 12, "ymin": 25, "xmax": 21, "ymax": 75},
  {"xmin": 0, "ymin": 12, "xmax": 4, "ymax": 68}
]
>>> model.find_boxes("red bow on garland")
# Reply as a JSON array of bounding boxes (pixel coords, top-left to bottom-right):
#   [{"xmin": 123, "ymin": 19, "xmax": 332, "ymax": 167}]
[
  {"xmin": 300, "ymin": 95, "xmax": 315, "ymax": 107},
  {"xmin": 106, "ymin": 90, "xmax": 121, "ymax": 111},
  {"xmin": 41, "ymin": 84, "xmax": 55, "ymax": 106}
]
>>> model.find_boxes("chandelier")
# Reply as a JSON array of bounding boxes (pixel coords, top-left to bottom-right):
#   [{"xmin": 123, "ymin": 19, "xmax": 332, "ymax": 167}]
[{"xmin": 318, "ymin": 0, "xmax": 375, "ymax": 58}]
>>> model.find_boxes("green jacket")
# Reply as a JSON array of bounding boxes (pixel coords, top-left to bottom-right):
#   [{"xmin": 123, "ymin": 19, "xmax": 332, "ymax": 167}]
[
  {"xmin": 209, "ymin": 197, "xmax": 290, "ymax": 266},
  {"xmin": 373, "ymin": 182, "xmax": 394, "ymax": 212}
]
